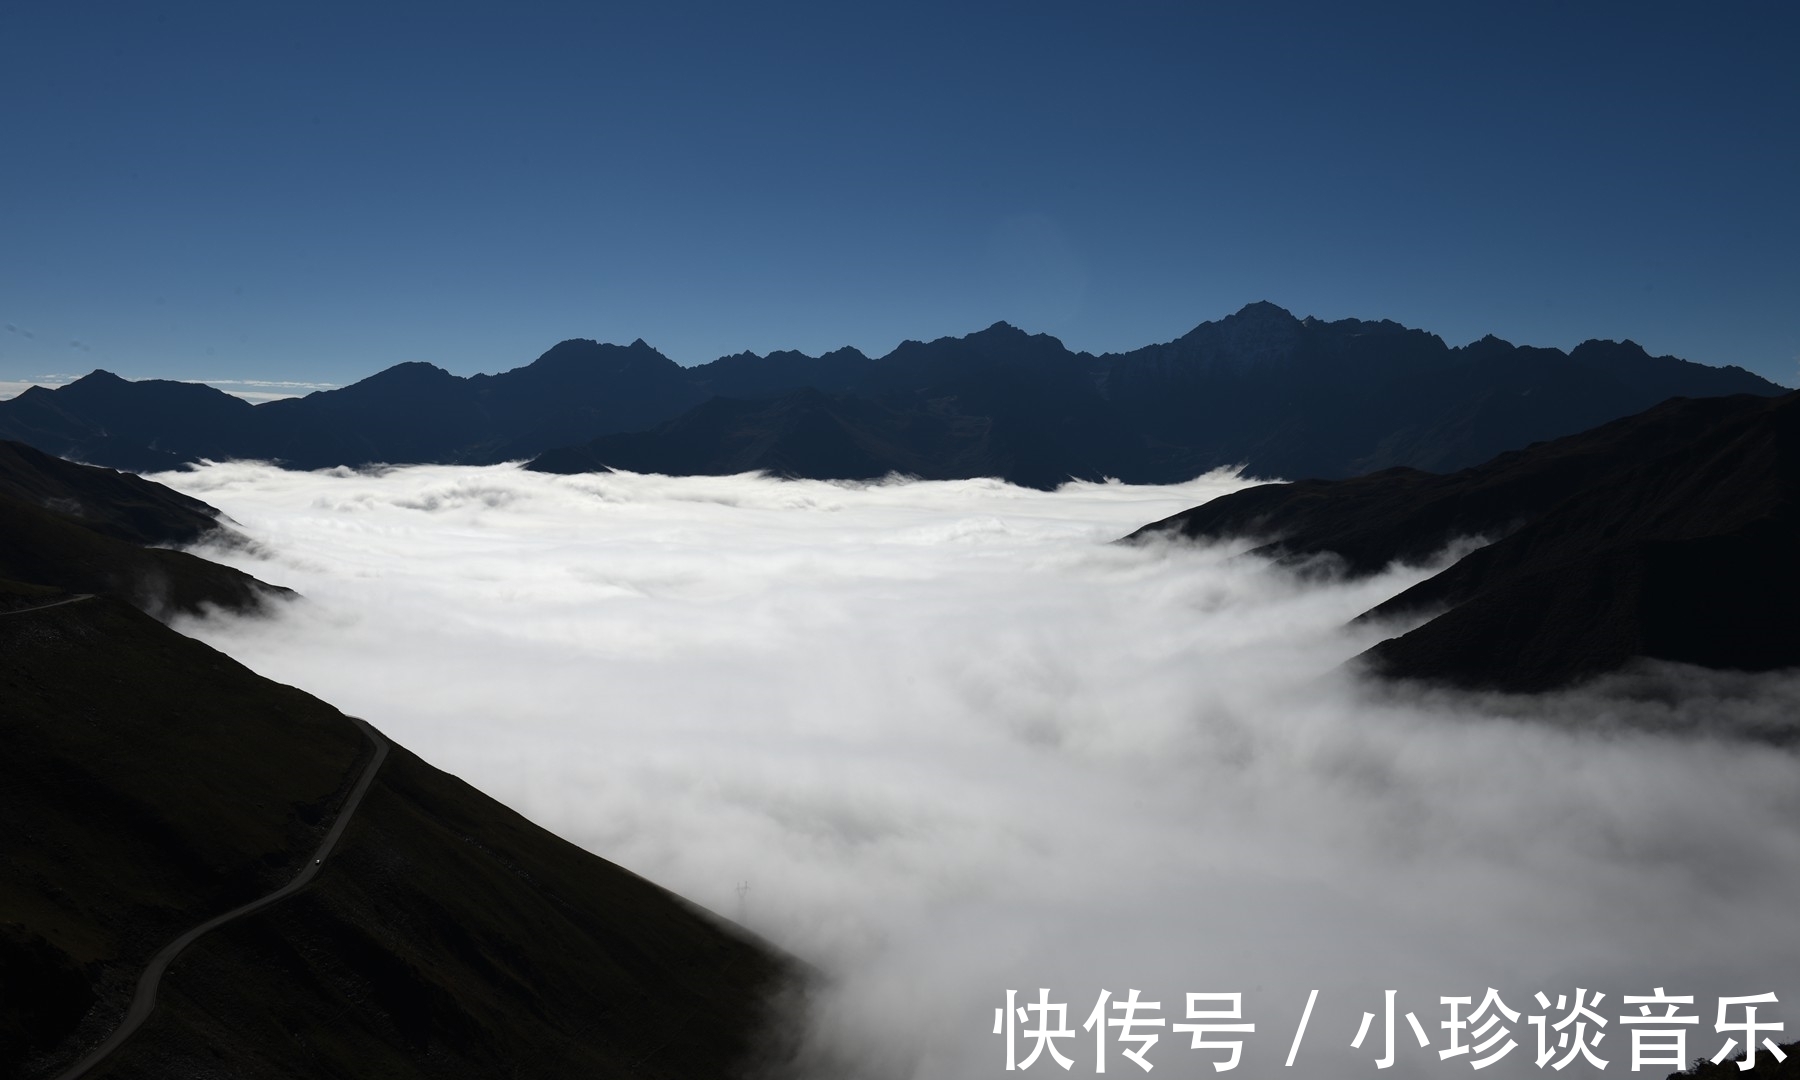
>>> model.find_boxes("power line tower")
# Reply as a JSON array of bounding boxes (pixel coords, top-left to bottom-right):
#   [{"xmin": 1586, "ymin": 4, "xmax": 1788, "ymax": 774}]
[{"xmin": 735, "ymin": 880, "xmax": 750, "ymax": 923}]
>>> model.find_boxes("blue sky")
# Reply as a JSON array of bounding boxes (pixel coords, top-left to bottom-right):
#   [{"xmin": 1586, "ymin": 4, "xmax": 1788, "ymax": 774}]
[{"xmin": 4, "ymin": 1, "xmax": 1797, "ymax": 395}]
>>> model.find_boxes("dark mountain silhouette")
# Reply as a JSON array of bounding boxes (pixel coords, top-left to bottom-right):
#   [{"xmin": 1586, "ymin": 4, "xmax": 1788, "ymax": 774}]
[
  {"xmin": 2, "ymin": 597, "xmax": 789, "ymax": 1079},
  {"xmin": 1128, "ymin": 391, "xmax": 1800, "ymax": 691},
  {"xmin": 1094, "ymin": 305, "xmax": 1782, "ymax": 479},
  {"xmin": 1, "ymin": 459, "xmax": 789, "ymax": 1077},
  {"xmin": 0, "ymin": 439, "xmax": 286, "ymax": 616},
  {"xmin": 688, "ymin": 345, "xmax": 873, "ymax": 399},
  {"xmin": 2, "ymin": 305, "xmax": 1782, "ymax": 485},
  {"xmin": 0, "ymin": 371, "xmax": 259, "ymax": 473},
  {"xmin": 530, "ymin": 304, "xmax": 1783, "ymax": 486},
  {"xmin": 0, "ymin": 339, "xmax": 706, "ymax": 473},
  {"xmin": 0, "ymin": 439, "xmax": 227, "ymax": 547},
  {"xmin": 530, "ymin": 389, "xmax": 950, "ymax": 483},
  {"xmin": 532, "ymin": 324, "xmax": 1143, "ymax": 489},
  {"xmin": 244, "ymin": 339, "xmax": 707, "ymax": 468}
]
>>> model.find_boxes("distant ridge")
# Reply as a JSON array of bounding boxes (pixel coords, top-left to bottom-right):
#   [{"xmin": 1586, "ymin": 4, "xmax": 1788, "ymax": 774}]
[{"xmin": 0, "ymin": 304, "xmax": 1783, "ymax": 485}]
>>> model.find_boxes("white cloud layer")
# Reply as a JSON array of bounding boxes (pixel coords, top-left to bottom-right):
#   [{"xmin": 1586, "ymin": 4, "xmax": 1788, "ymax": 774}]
[{"xmin": 155, "ymin": 462, "xmax": 1800, "ymax": 1080}]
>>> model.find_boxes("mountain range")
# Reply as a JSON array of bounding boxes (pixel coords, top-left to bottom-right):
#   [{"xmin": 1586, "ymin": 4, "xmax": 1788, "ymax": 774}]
[{"xmin": 1, "ymin": 303, "xmax": 1782, "ymax": 486}]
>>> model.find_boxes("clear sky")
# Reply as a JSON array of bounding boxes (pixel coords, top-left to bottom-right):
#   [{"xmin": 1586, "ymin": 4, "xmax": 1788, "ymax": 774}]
[{"xmin": 4, "ymin": 1, "xmax": 1797, "ymax": 396}]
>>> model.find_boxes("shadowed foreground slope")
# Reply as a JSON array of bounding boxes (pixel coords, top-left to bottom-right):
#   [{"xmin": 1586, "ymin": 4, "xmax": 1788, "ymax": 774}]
[
  {"xmin": 1, "ymin": 595, "xmax": 789, "ymax": 1079},
  {"xmin": 1129, "ymin": 392, "xmax": 1800, "ymax": 691},
  {"xmin": 0, "ymin": 441, "xmax": 226, "ymax": 548},
  {"xmin": 0, "ymin": 447, "xmax": 788, "ymax": 1076}
]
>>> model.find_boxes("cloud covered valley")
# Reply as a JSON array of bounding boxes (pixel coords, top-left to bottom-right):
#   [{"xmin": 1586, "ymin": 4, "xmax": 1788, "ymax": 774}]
[{"xmin": 154, "ymin": 463, "xmax": 1800, "ymax": 1080}]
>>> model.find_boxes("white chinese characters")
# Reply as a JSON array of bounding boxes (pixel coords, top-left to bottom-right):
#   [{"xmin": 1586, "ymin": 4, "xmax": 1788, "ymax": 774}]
[{"xmin": 993, "ymin": 988, "xmax": 1785, "ymax": 1073}]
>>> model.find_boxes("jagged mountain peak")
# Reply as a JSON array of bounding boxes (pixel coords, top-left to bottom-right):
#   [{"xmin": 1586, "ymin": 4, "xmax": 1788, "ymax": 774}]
[
  {"xmin": 1571, "ymin": 338, "xmax": 1650, "ymax": 360},
  {"xmin": 1160, "ymin": 300, "xmax": 1307, "ymax": 373},
  {"xmin": 521, "ymin": 337, "xmax": 675, "ymax": 370},
  {"xmin": 535, "ymin": 337, "xmax": 603, "ymax": 357},
  {"xmin": 1177, "ymin": 300, "xmax": 1301, "ymax": 339},
  {"xmin": 961, "ymin": 320, "xmax": 1068, "ymax": 352},
  {"xmin": 1230, "ymin": 299, "xmax": 1298, "ymax": 322},
  {"xmin": 362, "ymin": 359, "xmax": 456, "ymax": 383},
  {"xmin": 1460, "ymin": 332, "xmax": 1519, "ymax": 355}
]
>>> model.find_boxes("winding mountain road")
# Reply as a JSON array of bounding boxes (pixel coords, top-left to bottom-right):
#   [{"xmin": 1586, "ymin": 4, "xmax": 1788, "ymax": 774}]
[
  {"xmin": 51, "ymin": 714, "xmax": 390, "ymax": 1080},
  {"xmin": 0, "ymin": 592, "xmax": 94, "ymax": 616}
]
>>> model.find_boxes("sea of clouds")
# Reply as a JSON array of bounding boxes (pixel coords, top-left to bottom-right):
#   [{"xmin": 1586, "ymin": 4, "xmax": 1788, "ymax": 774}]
[{"xmin": 155, "ymin": 462, "xmax": 1800, "ymax": 1080}]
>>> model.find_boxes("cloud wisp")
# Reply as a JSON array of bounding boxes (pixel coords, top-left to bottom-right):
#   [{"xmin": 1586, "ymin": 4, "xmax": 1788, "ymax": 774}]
[
  {"xmin": 180, "ymin": 378, "xmax": 342, "ymax": 403},
  {"xmin": 157, "ymin": 463, "xmax": 1800, "ymax": 1080}
]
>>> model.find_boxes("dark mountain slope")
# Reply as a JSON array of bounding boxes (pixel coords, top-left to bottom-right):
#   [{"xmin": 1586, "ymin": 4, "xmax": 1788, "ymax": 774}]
[
  {"xmin": 1, "ymin": 597, "xmax": 367, "ymax": 1076},
  {"xmin": 0, "ymin": 440, "xmax": 284, "ymax": 617},
  {"xmin": 0, "ymin": 440, "xmax": 227, "ymax": 547},
  {"xmin": 1358, "ymin": 391, "xmax": 1800, "ymax": 689},
  {"xmin": 2, "ymin": 595, "xmax": 788, "ymax": 1080},
  {"xmin": 0, "ymin": 492, "xmax": 281, "ymax": 617},
  {"xmin": 1125, "ymin": 394, "xmax": 1773, "ymax": 572},
  {"xmin": 1128, "ymin": 392, "xmax": 1800, "ymax": 691}
]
